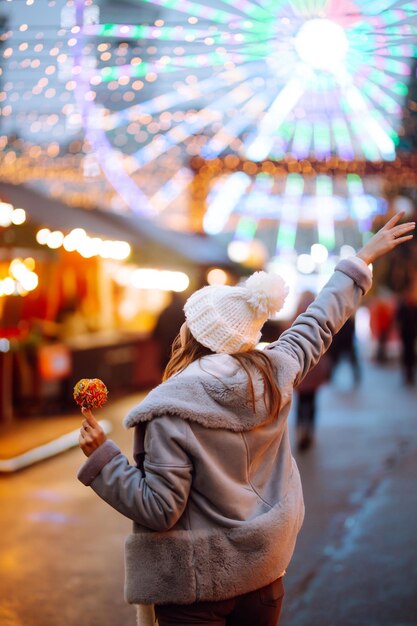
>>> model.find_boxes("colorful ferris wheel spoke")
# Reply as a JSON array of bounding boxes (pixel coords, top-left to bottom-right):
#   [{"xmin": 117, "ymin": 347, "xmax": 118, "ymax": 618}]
[
  {"xmin": 71, "ymin": 0, "xmax": 417, "ymax": 217},
  {"xmin": 146, "ymin": 167, "xmax": 194, "ymax": 219},
  {"xmin": 129, "ymin": 79, "xmax": 258, "ymax": 170},
  {"xmin": 203, "ymin": 172, "xmax": 251, "ymax": 235},
  {"xmin": 229, "ymin": 215, "xmax": 260, "ymax": 263},
  {"xmin": 275, "ymin": 174, "xmax": 304, "ymax": 254},
  {"xmin": 83, "ymin": 23, "xmax": 230, "ymax": 42},
  {"xmin": 139, "ymin": 0, "xmax": 260, "ymax": 25},
  {"xmin": 150, "ymin": 167, "xmax": 192, "ymax": 200},
  {"xmin": 316, "ymin": 175, "xmax": 336, "ymax": 250},
  {"xmin": 102, "ymin": 67, "xmax": 253, "ymax": 131},
  {"xmin": 362, "ymin": 0, "xmax": 400, "ymax": 13},
  {"xmin": 291, "ymin": 120, "xmax": 313, "ymax": 159},
  {"xmin": 235, "ymin": 216, "xmax": 259, "ymax": 242},
  {"xmin": 244, "ymin": 79, "xmax": 305, "ymax": 161},
  {"xmin": 221, "ymin": 0, "xmax": 275, "ymax": 21},
  {"xmin": 94, "ymin": 49, "xmax": 246, "ymax": 84},
  {"xmin": 331, "ymin": 117, "xmax": 355, "ymax": 160},
  {"xmin": 360, "ymin": 80, "xmax": 402, "ymax": 115},
  {"xmin": 201, "ymin": 92, "xmax": 275, "ymax": 158},
  {"xmin": 368, "ymin": 70, "xmax": 408, "ymax": 97},
  {"xmin": 342, "ymin": 84, "xmax": 396, "ymax": 159}
]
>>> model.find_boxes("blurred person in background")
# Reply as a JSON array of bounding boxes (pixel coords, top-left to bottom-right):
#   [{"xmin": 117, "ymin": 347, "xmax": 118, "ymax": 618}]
[
  {"xmin": 327, "ymin": 315, "xmax": 361, "ymax": 386},
  {"xmin": 76, "ymin": 214, "xmax": 413, "ymax": 626},
  {"xmin": 396, "ymin": 275, "xmax": 417, "ymax": 385},
  {"xmin": 369, "ymin": 287, "xmax": 396, "ymax": 363},
  {"xmin": 152, "ymin": 291, "xmax": 186, "ymax": 377}
]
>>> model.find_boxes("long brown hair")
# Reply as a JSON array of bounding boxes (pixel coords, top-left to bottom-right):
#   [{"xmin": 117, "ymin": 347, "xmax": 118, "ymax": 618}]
[{"xmin": 163, "ymin": 325, "xmax": 281, "ymax": 419}]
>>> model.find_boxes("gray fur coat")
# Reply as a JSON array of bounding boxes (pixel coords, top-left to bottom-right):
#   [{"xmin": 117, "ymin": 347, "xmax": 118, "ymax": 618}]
[{"xmin": 78, "ymin": 257, "xmax": 372, "ymax": 606}]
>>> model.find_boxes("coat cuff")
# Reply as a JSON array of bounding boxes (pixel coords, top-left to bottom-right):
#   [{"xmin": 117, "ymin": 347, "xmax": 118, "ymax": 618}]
[
  {"xmin": 77, "ymin": 440, "xmax": 121, "ymax": 486},
  {"xmin": 335, "ymin": 256, "xmax": 373, "ymax": 295}
]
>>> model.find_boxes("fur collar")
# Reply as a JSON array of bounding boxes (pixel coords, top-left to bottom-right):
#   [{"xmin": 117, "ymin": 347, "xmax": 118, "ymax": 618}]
[{"xmin": 124, "ymin": 353, "xmax": 273, "ymax": 432}]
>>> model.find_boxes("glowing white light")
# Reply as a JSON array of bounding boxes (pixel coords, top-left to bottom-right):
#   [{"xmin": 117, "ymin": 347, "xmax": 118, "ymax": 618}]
[
  {"xmin": 393, "ymin": 196, "xmax": 414, "ymax": 215},
  {"xmin": 297, "ymin": 254, "xmax": 316, "ymax": 274},
  {"xmin": 245, "ymin": 79, "xmax": 304, "ymax": 160},
  {"xmin": 70, "ymin": 228, "xmax": 87, "ymax": 240},
  {"xmin": 62, "ymin": 234, "xmax": 131, "ymax": 260},
  {"xmin": 0, "ymin": 202, "xmax": 13, "ymax": 227},
  {"xmin": 0, "ymin": 338, "xmax": 10, "ymax": 352},
  {"xmin": 343, "ymin": 85, "xmax": 396, "ymax": 159},
  {"xmin": 310, "ymin": 243, "xmax": 329, "ymax": 264},
  {"xmin": 204, "ymin": 172, "xmax": 250, "ymax": 235},
  {"xmin": 114, "ymin": 267, "xmax": 133, "ymax": 286},
  {"xmin": 131, "ymin": 269, "xmax": 189, "ymax": 292},
  {"xmin": 36, "ymin": 228, "xmax": 51, "ymax": 245},
  {"xmin": 78, "ymin": 239, "xmax": 95, "ymax": 258},
  {"xmin": 63, "ymin": 228, "xmax": 87, "ymax": 252},
  {"xmin": 63, "ymin": 235, "xmax": 78, "ymax": 252},
  {"xmin": 20, "ymin": 271, "xmax": 38, "ymax": 292},
  {"xmin": 46, "ymin": 230, "xmax": 64, "ymax": 249},
  {"xmin": 98, "ymin": 240, "xmax": 114, "ymax": 259},
  {"xmin": 159, "ymin": 271, "xmax": 189, "ymax": 292},
  {"xmin": 266, "ymin": 255, "xmax": 298, "ymax": 320},
  {"xmin": 132, "ymin": 269, "xmax": 159, "ymax": 290},
  {"xmin": 340, "ymin": 245, "xmax": 356, "ymax": 259},
  {"xmin": 88, "ymin": 237, "xmax": 103, "ymax": 257},
  {"xmin": 9, "ymin": 259, "xmax": 26, "ymax": 281},
  {"xmin": 295, "ymin": 19, "xmax": 349, "ymax": 73},
  {"xmin": 11, "ymin": 208, "xmax": 26, "ymax": 225},
  {"xmin": 207, "ymin": 268, "xmax": 227, "ymax": 285},
  {"xmin": 2, "ymin": 277, "xmax": 16, "ymax": 295},
  {"xmin": 227, "ymin": 240, "xmax": 250, "ymax": 263},
  {"xmin": 119, "ymin": 299, "xmax": 138, "ymax": 321},
  {"xmin": 111, "ymin": 241, "xmax": 131, "ymax": 260}
]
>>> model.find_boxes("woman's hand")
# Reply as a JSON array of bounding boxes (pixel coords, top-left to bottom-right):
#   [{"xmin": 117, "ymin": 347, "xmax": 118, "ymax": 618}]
[
  {"xmin": 79, "ymin": 407, "xmax": 107, "ymax": 457},
  {"xmin": 356, "ymin": 211, "xmax": 415, "ymax": 265}
]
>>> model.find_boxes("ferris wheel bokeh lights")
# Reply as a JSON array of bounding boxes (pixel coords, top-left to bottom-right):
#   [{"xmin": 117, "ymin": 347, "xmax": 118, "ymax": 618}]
[
  {"xmin": 1, "ymin": 0, "xmax": 417, "ymax": 300},
  {"xmin": 66, "ymin": 0, "xmax": 417, "ymax": 220}
]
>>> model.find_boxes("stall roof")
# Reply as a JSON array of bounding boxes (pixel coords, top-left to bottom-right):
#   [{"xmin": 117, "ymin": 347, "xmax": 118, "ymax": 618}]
[{"xmin": 0, "ymin": 182, "xmax": 237, "ymax": 270}]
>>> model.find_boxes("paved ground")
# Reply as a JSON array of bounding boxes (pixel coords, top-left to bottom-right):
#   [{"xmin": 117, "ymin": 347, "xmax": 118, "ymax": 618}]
[
  {"xmin": 0, "ymin": 357, "xmax": 416, "ymax": 626},
  {"xmin": 282, "ymin": 360, "xmax": 417, "ymax": 626}
]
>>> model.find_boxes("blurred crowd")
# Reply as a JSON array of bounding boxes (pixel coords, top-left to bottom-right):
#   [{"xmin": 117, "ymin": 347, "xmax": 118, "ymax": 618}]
[{"xmin": 261, "ymin": 272, "xmax": 417, "ymax": 452}]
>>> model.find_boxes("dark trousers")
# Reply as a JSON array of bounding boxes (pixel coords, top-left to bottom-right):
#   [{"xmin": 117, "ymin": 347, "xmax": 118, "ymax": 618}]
[
  {"xmin": 155, "ymin": 577, "xmax": 284, "ymax": 626},
  {"xmin": 401, "ymin": 336, "xmax": 416, "ymax": 384},
  {"xmin": 297, "ymin": 390, "xmax": 316, "ymax": 430}
]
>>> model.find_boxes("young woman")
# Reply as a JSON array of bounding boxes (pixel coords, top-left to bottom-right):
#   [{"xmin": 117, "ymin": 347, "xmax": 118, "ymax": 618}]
[{"xmin": 78, "ymin": 213, "xmax": 414, "ymax": 626}]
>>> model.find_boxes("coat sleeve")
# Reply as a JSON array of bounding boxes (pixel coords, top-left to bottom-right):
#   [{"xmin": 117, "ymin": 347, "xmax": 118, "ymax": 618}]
[
  {"xmin": 77, "ymin": 415, "xmax": 193, "ymax": 531},
  {"xmin": 265, "ymin": 257, "xmax": 372, "ymax": 387}
]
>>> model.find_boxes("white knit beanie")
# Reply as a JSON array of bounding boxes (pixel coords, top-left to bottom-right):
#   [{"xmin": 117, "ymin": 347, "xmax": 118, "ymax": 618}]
[{"xmin": 184, "ymin": 271, "xmax": 289, "ymax": 354}]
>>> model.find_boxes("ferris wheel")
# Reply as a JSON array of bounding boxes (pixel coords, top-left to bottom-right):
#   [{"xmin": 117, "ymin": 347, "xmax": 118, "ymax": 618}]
[{"xmin": 68, "ymin": 0, "xmax": 417, "ymax": 228}]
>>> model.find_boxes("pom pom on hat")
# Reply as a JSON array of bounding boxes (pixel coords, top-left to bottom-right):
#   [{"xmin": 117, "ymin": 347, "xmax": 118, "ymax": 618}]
[
  {"xmin": 184, "ymin": 269, "xmax": 289, "ymax": 354},
  {"xmin": 244, "ymin": 271, "xmax": 289, "ymax": 316}
]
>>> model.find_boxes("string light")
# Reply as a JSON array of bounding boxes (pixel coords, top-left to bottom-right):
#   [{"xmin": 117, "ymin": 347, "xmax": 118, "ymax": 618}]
[
  {"xmin": 36, "ymin": 226, "xmax": 131, "ymax": 260},
  {"xmin": 0, "ymin": 202, "xmax": 26, "ymax": 227}
]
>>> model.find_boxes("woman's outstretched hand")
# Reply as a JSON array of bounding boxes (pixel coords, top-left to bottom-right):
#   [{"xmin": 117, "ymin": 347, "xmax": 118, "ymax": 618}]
[
  {"xmin": 79, "ymin": 407, "xmax": 107, "ymax": 457},
  {"xmin": 356, "ymin": 211, "xmax": 415, "ymax": 265}
]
